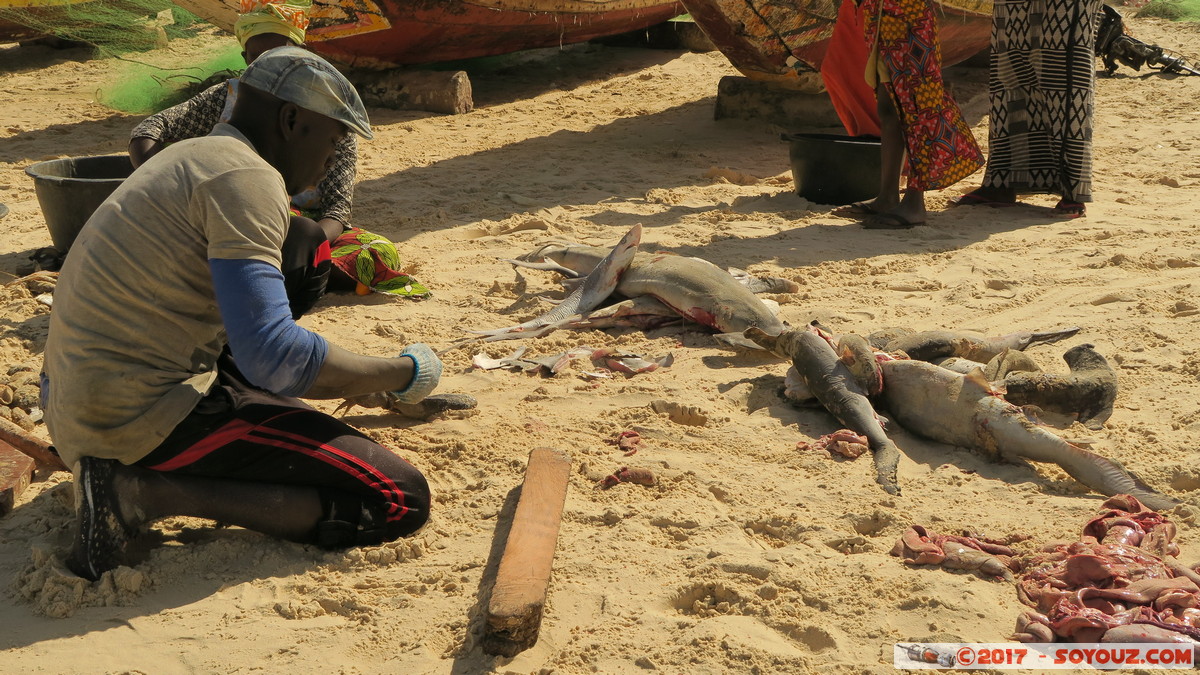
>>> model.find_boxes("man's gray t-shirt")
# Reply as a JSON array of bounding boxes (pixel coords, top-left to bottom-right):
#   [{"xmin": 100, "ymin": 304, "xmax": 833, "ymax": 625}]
[{"xmin": 44, "ymin": 124, "xmax": 289, "ymax": 467}]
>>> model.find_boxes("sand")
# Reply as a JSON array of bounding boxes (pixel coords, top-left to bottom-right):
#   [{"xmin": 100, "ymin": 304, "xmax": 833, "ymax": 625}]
[{"xmin": 1, "ymin": 14, "xmax": 1199, "ymax": 674}]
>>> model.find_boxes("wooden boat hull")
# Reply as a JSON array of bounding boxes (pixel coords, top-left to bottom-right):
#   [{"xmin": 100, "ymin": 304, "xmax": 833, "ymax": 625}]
[
  {"xmin": 172, "ymin": 0, "xmax": 686, "ymax": 68},
  {"xmin": 680, "ymin": 0, "xmax": 992, "ymax": 91}
]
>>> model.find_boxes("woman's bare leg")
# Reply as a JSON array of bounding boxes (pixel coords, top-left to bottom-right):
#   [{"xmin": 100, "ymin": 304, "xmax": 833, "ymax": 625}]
[
  {"xmin": 872, "ymin": 82, "xmax": 904, "ymax": 213},
  {"xmin": 862, "ymin": 84, "xmax": 927, "ymax": 227}
]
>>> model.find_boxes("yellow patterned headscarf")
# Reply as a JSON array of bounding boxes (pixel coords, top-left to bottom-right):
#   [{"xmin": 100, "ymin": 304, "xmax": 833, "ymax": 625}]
[{"xmin": 233, "ymin": 0, "xmax": 310, "ymax": 48}]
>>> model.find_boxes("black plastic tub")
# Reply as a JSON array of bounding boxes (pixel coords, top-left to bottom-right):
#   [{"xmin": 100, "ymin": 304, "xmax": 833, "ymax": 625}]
[
  {"xmin": 782, "ymin": 133, "xmax": 881, "ymax": 206},
  {"xmin": 25, "ymin": 154, "xmax": 134, "ymax": 252}
]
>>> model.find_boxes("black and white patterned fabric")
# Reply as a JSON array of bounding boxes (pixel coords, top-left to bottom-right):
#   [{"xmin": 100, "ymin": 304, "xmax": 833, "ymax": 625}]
[{"xmin": 982, "ymin": 0, "xmax": 1102, "ymax": 202}]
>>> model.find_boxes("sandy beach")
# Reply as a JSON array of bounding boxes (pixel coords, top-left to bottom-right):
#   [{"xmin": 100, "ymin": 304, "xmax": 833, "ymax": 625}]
[{"xmin": 2, "ymin": 13, "xmax": 1200, "ymax": 673}]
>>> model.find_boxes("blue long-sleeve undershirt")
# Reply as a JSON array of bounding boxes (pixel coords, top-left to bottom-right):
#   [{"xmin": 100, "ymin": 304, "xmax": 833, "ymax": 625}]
[{"xmin": 209, "ymin": 258, "xmax": 327, "ymax": 396}]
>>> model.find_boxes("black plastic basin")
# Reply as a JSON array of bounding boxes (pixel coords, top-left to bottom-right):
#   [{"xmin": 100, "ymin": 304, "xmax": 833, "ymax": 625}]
[
  {"xmin": 782, "ymin": 133, "xmax": 881, "ymax": 206},
  {"xmin": 25, "ymin": 154, "xmax": 134, "ymax": 252}
]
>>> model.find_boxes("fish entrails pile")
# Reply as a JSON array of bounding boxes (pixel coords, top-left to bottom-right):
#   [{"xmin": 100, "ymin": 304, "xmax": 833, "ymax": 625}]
[
  {"xmin": 889, "ymin": 496, "xmax": 1200, "ymax": 653},
  {"xmin": 1010, "ymin": 495, "xmax": 1200, "ymax": 652}
]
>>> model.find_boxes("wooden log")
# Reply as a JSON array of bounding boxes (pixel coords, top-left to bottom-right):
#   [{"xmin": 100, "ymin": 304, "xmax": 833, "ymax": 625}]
[
  {"xmin": 0, "ymin": 416, "xmax": 68, "ymax": 472},
  {"xmin": 482, "ymin": 447, "xmax": 571, "ymax": 657},
  {"xmin": 713, "ymin": 75, "xmax": 843, "ymax": 128},
  {"xmin": 1, "ymin": 440, "xmax": 36, "ymax": 517},
  {"xmin": 352, "ymin": 69, "xmax": 473, "ymax": 115}
]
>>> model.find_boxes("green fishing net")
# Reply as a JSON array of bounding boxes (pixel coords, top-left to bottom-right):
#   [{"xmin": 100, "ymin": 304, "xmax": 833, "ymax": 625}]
[
  {"xmin": 1137, "ymin": 0, "xmax": 1200, "ymax": 21},
  {"xmin": 0, "ymin": 2, "xmax": 243, "ymax": 114},
  {"xmin": 99, "ymin": 42, "xmax": 245, "ymax": 114},
  {"xmin": 1, "ymin": 2, "xmax": 181, "ymax": 53}
]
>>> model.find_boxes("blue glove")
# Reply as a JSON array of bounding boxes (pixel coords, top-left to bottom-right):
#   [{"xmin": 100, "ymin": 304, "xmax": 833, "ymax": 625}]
[{"xmin": 393, "ymin": 343, "xmax": 442, "ymax": 404}]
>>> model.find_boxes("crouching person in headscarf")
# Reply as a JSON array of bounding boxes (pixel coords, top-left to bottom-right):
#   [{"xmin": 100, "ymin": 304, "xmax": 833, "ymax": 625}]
[
  {"xmin": 46, "ymin": 47, "xmax": 437, "ymax": 581},
  {"xmin": 129, "ymin": 0, "xmax": 428, "ymax": 319}
]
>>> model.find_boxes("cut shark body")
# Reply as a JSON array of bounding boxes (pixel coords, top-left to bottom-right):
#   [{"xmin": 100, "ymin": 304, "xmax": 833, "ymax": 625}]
[
  {"xmin": 563, "ymin": 295, "xmax": 685, "ymax": 331},
  {"xmin": 747, "ymin": 325, "xmax": 900, "ymax": 495},
  {"xmin": 1000, "ymin": 343, "xmax": 1119, "ymax": 430},
  {"xmin": 512, "ymin": 242, "xmax": 785, "ymax": 347},
  {"xmin": 469, "ymin": 224, "xmax": 642, "ymax": 340},
  {"xmin": 877, "ymin": 359, "xmax": 1177, "ymax": 510},
  {"xmin": 878, "ymin": 327, "xmax": 1082, "ymax": 362},
  {"xmin": 618, "ymin": 253, "xmax": 784, "ymax": 337}
]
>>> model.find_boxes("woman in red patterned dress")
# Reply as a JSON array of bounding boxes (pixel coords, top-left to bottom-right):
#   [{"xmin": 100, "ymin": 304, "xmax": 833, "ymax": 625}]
[{"xmin": 850, "ymin": 0, "xmax": 985, "ymax": 228}]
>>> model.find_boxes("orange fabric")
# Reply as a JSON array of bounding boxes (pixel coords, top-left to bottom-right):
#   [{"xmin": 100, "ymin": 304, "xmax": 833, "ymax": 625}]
[
  {"xmin": 234, "ymin": 0, "xmax": 310, "ymax": 47},
  {"xmin": 820, "ymin": 0, "xmax": 882, "ymax": 137},
  {"xmin": 238, "ymin": 0, "xmax": 309, "ymax": 29}
]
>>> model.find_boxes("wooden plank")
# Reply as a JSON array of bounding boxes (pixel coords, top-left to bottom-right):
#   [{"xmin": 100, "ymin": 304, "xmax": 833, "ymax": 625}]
[
  {"xmin": 0, "ymin": 416, "xmax": 68, "ymax": 472},
  {"xmin": 0, "ymin": 440, "xmax": 36, "ymax": 517},
  {"xmin": 482, "ymin": 447, "xmax": 571, "ymax": 657},
  {"xmin": 352, "ymin": 69, "xmax": 474, "ymax": 115}
]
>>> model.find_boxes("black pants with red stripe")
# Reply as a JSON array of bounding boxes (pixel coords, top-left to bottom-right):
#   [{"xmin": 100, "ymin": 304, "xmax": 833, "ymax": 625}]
[{"xmin": 136, "ymin": 355, "xmax": 430, "ymax": 547}]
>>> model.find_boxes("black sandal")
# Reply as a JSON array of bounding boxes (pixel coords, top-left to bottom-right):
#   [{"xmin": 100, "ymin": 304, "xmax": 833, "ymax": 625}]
[
  {"xmin": 1052, "ymin": 199, "xmax": 1086, "ymax": 218},
  {"xmin": 835, "ymin": 201, "xmax": 879, "ymax": 217},
  {"xmin": 862, "ymin": 212, "xmax": 924, "ymax": 229}
]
